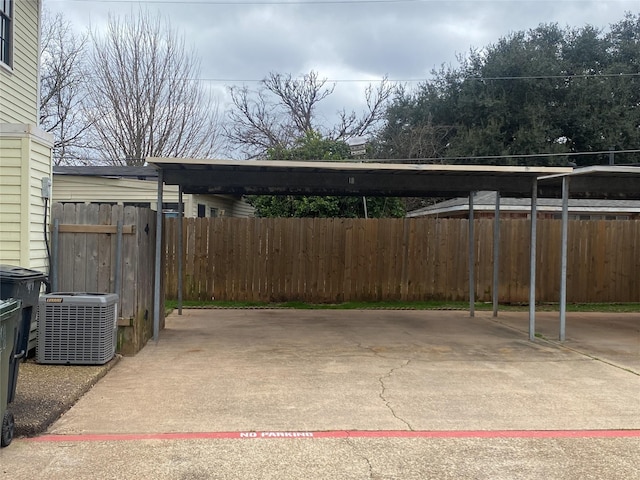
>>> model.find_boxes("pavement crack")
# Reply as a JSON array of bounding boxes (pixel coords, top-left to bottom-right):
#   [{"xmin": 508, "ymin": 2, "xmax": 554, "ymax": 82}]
[
  {"xmin": 353, "ymin": 341, "xmax": 415, "ymax": 430},
  {"xmin": 379, "ymin": 359, "xmax": 414, "ymax": 431},
  {"xmin": 344, "ymin": 434, "xmax": 374, "ymax": 479}
]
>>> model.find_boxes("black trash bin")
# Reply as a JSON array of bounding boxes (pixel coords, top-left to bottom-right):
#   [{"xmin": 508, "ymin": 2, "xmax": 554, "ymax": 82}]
[
  {"xmin": 1, "ymin": 298, "xmax": 21, "ymax": 447},
  {"xmin": 0, "ymin": 266, "xmax": 46, "ymax": 403}
]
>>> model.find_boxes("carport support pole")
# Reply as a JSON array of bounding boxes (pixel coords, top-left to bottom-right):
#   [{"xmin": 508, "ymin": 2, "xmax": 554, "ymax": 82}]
[
  {"xmin": 153, "ymin": 169, "xmax": 164, "ymax": 343},
  {"xmin": 492, "ymin": 191, "xmax": 500, "ymax": 317},
  {"xmin": 529, "ymin": 179, "xmax": 538, "ymax": 341},
  {"xmin": 178, "ymin": 186, "xmax": 183, "ymax": 315},
  {"xmin": 559, "ymin": 176, "xmax": 570, "ymax": 341},
  {"xmin": 469, "ymin": 191, "xmax": 475, "ymax": 317}
]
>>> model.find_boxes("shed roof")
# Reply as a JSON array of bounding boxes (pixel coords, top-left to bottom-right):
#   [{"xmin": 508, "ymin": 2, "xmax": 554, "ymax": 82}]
[{"xmin": 407, "ymin": 191, "xmax": 640, "ymax": 217}]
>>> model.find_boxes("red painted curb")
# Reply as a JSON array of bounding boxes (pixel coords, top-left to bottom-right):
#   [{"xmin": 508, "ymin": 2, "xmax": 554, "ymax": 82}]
[{"xmin": 26, "ymin": 429, "xmax": 640, "ymax": 443}]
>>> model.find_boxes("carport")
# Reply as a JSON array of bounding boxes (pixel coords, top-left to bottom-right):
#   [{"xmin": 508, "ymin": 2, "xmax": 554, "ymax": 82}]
[
  {"xmin": 537, "ymin": 165, "xmax": 640, "ymax": 339},
  {"xmin": 146, "ymin": 158, "xmax": 640, "ymax": 343}
]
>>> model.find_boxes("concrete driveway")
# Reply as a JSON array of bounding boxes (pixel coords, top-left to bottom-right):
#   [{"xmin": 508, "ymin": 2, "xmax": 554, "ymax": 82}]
[{"xmin": 1, "ymin": 309, "xmax": 639, "ymax": 479}]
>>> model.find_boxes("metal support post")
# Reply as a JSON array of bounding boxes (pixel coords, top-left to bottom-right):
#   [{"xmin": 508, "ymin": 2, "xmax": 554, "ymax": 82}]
[
  {"xmin": 559, "ymin": 176, "xmax": 570, "ymax": 341},
  {"xmin": 529, "ymin": 180, "xmax": 537, "ymax": 341},
  {"xmin": 153, "ymin": 169, "xmax": 164, "ymax": 343},
  {"xmin": 469, "ymin": 191, "xmax": 475, "ymax": 317},
  {"xmin": 492, "ymin": 191, "xmax": 500, "ymax": 317},
  {"xmin": 178, "ymin": 186, "xmax": 183, "ymax": 315}
]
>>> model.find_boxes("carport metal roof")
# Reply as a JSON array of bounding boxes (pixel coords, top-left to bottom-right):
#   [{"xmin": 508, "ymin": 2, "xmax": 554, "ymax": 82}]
[
  {"xmin": 147, "ymin": 158, "xmax": 640, "ymax": 344},
  {"xmin": 148, "ymin": 157, "xmax": 572, "ymax": 197},
  {"xmin": 538, "ymin": 165, "xmax": 640, "ymax": 200}
]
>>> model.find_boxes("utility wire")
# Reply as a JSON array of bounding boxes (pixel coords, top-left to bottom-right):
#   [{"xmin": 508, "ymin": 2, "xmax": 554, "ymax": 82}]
[
  {"xmin": 363, "ymin": 149, "xmax": 640, "ymax": 164},
  {"xmin": 49, "ymin": 0, "xmax": 640, "ymax": 3},
  {"xmin": 55, "ymin": 0, "xmax": 426, "ymax": 5},
  {"xmin": 192, "ymin": 72, "xmax": 640, "ymax": 83},
  {"xmin": 68, "ymin": 148, "xmax": 640, "ymax": 165},
  {"xmin": 468, "ymin": 72, "xmax": 640, "ymax": 81}
]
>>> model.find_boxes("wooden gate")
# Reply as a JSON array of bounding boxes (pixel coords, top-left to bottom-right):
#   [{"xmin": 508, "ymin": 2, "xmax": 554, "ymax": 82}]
[{"xmin": 50, "ymin": 203, "xmax": 159, "ymax": 355}]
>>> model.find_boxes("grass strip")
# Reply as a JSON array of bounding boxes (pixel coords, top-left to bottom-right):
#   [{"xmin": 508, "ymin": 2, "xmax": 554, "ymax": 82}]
[{"xmin": 165, "ymin": 300, "xmax": 640, "ymax": 313}]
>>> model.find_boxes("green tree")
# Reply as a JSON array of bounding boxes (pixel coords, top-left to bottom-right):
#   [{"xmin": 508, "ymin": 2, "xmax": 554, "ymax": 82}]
[
  {"xmin": 248, "ymin": 132, "xmax": 405, "ymax": 218},
  {"xmin": 377, "ymin": 15, "xmax": 640, "ymax": 166}
]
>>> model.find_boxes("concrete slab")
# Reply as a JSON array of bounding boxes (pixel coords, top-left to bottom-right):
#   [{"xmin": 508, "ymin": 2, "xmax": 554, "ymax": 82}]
[
  {"xmin": 3, "ymin": 436, "xmax": 640, "ymax": 480},
  {"xmin": 493, "ymin": 311, "xmax": 640, "ymax": 371},
  {"xmin": 1, "ymin": 308, "xmax": 638, "ymax": 479},
  {"xmin": 11, "ymin": 357, "xmax": 120, "ymax": 437},
  {"xmin": 45, "ymin": 309, "xmax": 639, "ymax": 435}
]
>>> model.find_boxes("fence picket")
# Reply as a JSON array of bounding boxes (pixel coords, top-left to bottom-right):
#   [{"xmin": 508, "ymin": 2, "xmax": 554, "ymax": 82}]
[{"xmin": 162, "ymin": 217, "xmax": 639, "ymax": 304}]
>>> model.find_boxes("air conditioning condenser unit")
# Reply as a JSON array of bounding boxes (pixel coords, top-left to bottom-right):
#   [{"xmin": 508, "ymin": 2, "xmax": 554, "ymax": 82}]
[{"xmin": 37, "ymin": 292, "xmax": 118, "ymax": 365}]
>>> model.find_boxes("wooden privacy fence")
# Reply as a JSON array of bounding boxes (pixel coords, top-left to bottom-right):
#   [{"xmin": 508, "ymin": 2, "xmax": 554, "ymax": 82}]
[
  {"xmin": 50, "ymin": 203, "xmax": 158, "ymax": 354},
  {"xmin": 163, "ymin": 217, "xmax": 640, "ymax": 304}
]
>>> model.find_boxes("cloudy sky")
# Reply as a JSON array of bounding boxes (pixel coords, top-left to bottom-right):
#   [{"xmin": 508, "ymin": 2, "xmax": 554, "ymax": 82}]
[{"xmin": 45, "ymin": 0, "xmax": 638, "ymax": 135}]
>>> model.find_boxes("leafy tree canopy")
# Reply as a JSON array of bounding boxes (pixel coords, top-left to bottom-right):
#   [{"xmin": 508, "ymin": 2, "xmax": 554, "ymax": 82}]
[
  {"xmin": 267, "ymin": 131, "xmax": 351, "ymax": 161},
  {"xmin": 248, "ymin": 132, "xmax": 405, "ymax": 218},
  {"xmin": 376, "ymin": 13, "xmax": 640, "ymax": 166}
]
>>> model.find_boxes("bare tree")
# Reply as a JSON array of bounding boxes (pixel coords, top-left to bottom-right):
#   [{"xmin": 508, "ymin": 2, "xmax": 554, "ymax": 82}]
[
  {"xmin": 86, "ymin": 11, "xmax": 221, "ymax": 166},
  {"xmin": 40, "ymin": 10, "xmax": 92, "ymax": 165},
  {"xmin": 226, "ymin": 70, "xmax": 393, "ymax": 158},
  {"xmin": 331, "ymin": 77, "xmax": 393, "ymax": 140},
  {"xmin": 378, "ymin": 116, "xmax": 454, "ymax": 161}
]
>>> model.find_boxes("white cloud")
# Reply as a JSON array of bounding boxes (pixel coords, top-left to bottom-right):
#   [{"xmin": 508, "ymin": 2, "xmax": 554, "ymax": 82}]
[
  {"xmin": 48, "ymin": 0, "xmax": 635, "ymax": 82},
  {"xmin": 45, "ymin": 0, "xmax": 637, "ymax": 148}
]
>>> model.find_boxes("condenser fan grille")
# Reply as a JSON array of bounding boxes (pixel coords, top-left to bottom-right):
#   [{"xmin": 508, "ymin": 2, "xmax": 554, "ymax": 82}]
[{"xmin": 38, "ymin": 293, "xmax": 118, "ymax": 365}]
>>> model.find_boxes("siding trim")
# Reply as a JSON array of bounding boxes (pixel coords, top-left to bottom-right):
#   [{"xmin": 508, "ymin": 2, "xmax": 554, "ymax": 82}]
[
  {"xmin": 20, "ymin": 135, "xmax": 30, "ymax": 265},
  {"xmin": 0, "ymin": 123, "xmax": 53, "ymax": 145}
]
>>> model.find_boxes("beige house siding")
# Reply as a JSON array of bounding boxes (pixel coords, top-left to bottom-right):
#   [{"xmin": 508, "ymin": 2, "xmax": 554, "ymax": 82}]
[
  {"xmin": 0, "ymin": 1, "xmax": 52, "ymax": 275},
  {"xmin": 0, "ymin": 125, "xmax": 53, "ymax": 271},
  {"xmin": 0, "ymin": 0, "xmax": 40, "ymax": 125},
  {"xmin": 0, "ymin": 136, "xmax": 22, "ymax": 263},
  {"xmin": 53, "ymin": 175, "xmax": 167, "ymax": 205},
  {"xmin": 27, "ymin": 135, "xmax": 52, "ymax": 271},
  {"xmin": 52, "ymin": 175, "xmax": 255, "ymax": 218},
  {"xmin": 226, "ymin": 197, "xmax": 256, "ymax": 217},
  {"xmin": 182, "ymin": 193, "xmax": 254, "ymax": 218}
]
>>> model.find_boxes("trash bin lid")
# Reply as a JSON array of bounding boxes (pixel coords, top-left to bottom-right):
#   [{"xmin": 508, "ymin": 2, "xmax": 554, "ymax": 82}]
[
  {"xmin": 0, "ymin": 265, "xmax": 46, "ymax": 281},
  {"xmin": 0, "ymin": 298, "xmax": 21, "ymax": 317}
]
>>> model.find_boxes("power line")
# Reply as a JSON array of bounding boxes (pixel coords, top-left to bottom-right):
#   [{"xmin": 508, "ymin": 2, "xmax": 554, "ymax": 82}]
[
  {"xmin": 56, "ymin": 0, "xmax": 425, "ymax": 5},
  {"xmin": 365, "ymin": 149, "xmax": 640, "ymax": 164},
  {"xmin": 191, "ymin": 71, "xmax": 640, "ymax": 84},
  {"xmin": 468, "ymin": 72, "xmax": 640, "ymax": 81},
  {"xmin": 196, "ymin": 77, "xmax": 403, "ymax": 83},
  {"xmin": 53, "ymin": 70, "xmax": 640, "ymax": 85},
  {"xmin": 63, "ymin": 148, "xmax": 640, "ymax": 165}
]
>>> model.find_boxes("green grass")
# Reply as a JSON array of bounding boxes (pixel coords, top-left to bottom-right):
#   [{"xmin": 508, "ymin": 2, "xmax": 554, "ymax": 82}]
[{"xmin": 165, "ymin": 299, "xmax": 640, "ymax": 313}]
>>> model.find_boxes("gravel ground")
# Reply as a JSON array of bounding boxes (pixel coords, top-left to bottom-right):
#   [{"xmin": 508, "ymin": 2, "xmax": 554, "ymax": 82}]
[{"xmin": 9, "ymin": 356, "xmax": 120, "ymax": 437}]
